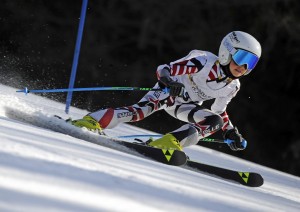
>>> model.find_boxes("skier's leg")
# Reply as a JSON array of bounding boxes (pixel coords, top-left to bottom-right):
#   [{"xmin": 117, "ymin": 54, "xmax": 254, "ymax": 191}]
[
  {"xmin": 148, "ymin": 103, "xmax": 223, "ymax": 149},
  {"xmin": 72, "ymin": 83, "xmax": 169, "ymax": 130},
  {"xmin": 147, "ymin": 124, "xmax": 197, "ymax": 151}
]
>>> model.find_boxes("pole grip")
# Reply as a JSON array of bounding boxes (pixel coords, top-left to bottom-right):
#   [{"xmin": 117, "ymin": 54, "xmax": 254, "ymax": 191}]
[{"xmin": 224, "ymin": 139, "xmax": 247, "ymax": 149}]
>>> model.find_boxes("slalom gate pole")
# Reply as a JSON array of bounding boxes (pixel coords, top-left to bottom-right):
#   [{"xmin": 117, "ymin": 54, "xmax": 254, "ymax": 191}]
[
  {"xmin": 65, "ymin": 0, "xmax": 89, "ymax": 114},
  {"xmin": 16, "ymin": 86, "xmax": 169, "ymax": 94}
]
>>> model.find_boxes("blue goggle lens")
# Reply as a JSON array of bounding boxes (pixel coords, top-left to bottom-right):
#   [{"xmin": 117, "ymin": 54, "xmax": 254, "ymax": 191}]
[{"xmin": 232, "ymin": 49, "xmax": 259, "ymax": 71}]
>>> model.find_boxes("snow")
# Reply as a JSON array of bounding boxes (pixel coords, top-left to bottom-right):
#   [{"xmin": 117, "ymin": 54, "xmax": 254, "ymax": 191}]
[{"xmin": 0, "ymin": 84, "xmax": 299, "ymax": 212}]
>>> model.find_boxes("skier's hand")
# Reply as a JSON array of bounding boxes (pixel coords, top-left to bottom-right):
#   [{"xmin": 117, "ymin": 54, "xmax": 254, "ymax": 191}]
[
  {"xmin": 167, "ymin": 81, "xmax": 185, "ymax": 97},
  {"xmin": 223, "ymin": 127, "xmax": 247, "ymax": 151},
  {"xmin": 159, "ymin": 77, "xmax": 185, "ymax": 97}
]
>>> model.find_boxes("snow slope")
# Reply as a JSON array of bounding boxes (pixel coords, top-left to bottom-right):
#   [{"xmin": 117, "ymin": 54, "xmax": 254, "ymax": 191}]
[{"xmin": 0, "ymin": 84, "xmax": 299, "ymax": 212}]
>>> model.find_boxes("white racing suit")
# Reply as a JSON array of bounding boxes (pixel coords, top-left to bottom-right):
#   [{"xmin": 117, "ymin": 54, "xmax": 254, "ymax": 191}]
[{"xmin": 89, "ymin": 50, "xmax": 240, "ymax": 147}]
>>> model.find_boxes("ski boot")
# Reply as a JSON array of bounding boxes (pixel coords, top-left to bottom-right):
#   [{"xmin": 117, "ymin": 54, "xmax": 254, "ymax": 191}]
[
  {"xmin": 147, "ymin": 133, "xmax": 183, "ymax": 151},
  {"xmin": 71, "ymin": 115, "xmax": 104, "ymax": 135}
]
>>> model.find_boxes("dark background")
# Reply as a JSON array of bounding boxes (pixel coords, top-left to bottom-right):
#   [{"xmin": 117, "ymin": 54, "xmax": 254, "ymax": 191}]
[{"xmin": 1, "ymin": 0, "xmax": 300, "ymax": 176}]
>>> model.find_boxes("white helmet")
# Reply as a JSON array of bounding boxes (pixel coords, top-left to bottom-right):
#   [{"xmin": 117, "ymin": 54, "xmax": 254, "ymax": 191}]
[{"xmin": 218, "ymin": 31, "xmax": 262, "ymax": 75}]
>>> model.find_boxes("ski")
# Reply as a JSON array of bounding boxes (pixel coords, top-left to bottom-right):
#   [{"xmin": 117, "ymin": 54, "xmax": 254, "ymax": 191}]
[
  {"xmin": 6, "ymin": 109, "xmax": 262, "ymax": 185},
  {"xmin": 128, "ymin": 135, "xmax": 264, "ymax": 187},
  {"xmin": 185, "ymin": 160, "xmax": 264, "ymax": 187},
  {"xmin": 110, "ymin": 140, "xmax": 187, "ymax": 166},
  {"xmin": 53, "ymin": 115, "xmax": 187, "ymax": 166}
]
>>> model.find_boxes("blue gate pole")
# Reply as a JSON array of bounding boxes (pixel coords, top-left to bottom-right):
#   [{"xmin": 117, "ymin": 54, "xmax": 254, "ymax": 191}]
[{"xmin": 65, "ymin": 0, "xmax": 88, "ymax": 114}]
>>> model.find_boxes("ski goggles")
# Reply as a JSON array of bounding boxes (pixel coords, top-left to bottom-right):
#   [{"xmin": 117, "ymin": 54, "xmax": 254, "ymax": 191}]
[
  {"xmin": 232, "ymin": 49, "xmax": 259, "ymax": 71},
  {"xmin": 223, "ymin": 39, "xmax": 260, "ymax": 74}
]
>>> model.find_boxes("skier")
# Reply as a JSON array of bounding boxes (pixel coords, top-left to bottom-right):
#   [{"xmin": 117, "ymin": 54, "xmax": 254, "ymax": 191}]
[{"xmin": 72, "ymin": 31, "xmax": 261, "ymax": 151}]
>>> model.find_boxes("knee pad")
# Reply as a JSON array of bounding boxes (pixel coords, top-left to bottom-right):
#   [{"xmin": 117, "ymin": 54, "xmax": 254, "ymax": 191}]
[{"xmin": 195, "ymin": 114, "xmax": 223, "ymax": 138}]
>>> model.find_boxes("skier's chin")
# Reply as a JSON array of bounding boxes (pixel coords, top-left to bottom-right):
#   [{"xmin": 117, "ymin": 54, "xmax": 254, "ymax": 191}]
[{"xmin": 231, "ymin": 69, "xmax": 243, "ymax": 78}]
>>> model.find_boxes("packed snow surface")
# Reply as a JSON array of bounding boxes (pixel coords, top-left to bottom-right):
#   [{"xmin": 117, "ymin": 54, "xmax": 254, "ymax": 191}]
[{"xmin": 0, "ymin": 84, "xmax": 299, "ymax": 211}]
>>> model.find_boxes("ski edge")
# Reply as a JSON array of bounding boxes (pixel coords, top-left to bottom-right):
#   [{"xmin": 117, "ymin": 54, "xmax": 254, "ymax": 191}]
[
  {"xmin": 185, "ymin": 160, "xmax": 264, "ymax": 187},
  {"xmin": 53, "ymin": 115, "xmax": 188, "ymax": 166},
  {"xmin": 54, "ymin": 114, "xmax": 262, "ymax": 186},
  {"xmin": 111, "ymin": 139, "xmax": 188, "ymax": 166}
]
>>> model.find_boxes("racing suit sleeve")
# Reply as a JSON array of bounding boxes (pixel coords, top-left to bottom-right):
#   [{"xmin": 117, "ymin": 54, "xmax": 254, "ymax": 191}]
[
  {"xmin": 156, "ymin": 50, "xmax": 207, "ymax": 80},
  {"xmin": 211, "ymin": 85, "xmax": 240, "ymax": 131}
]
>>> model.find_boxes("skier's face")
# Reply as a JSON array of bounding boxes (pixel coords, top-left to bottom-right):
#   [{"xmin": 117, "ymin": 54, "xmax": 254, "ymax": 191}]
[{"xmin": 229, "ymin": 60, "xmax": 247, "ymax": 77}]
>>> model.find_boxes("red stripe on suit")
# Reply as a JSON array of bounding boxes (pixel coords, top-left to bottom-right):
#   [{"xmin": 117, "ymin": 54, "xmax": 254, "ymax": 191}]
[{"xmin": 99, "ymin": 108, "xmax": 114, "ymax": 129}]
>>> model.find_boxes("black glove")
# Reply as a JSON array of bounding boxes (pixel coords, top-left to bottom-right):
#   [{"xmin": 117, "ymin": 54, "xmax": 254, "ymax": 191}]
[
  {"xmin": 223, "ymin": 127, "xmax": 247, "ymax": 151},
  {"xmin": 159, "ymin": 77, "xmax": 185, "ymax": 97}
]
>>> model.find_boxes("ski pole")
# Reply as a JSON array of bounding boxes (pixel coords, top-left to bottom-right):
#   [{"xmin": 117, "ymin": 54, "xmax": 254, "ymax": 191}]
[
  {"xmin": 200, "ymin": 137, "xmax": 247, "ymax": 148},
  {"xmin": 16, "ymin": 86, "xmax": 169, "ymax": 95},
  {"xmin": 118, "ymin": 134, "xmax": 247, "ymax": 148},
  {"xmin": 199, "ymin": 137, "xmax": 229, "ymax": 144},
  {"xmin": 118, "ymin": 134, "xmax": 162, "ymax": 139},
  {"xmin": 118, "ymin": 135, "xmax": 229, "ymax": 143},
  {"xmin": 118, "ymin": 134, "xmax": 225, "ymax": 143},
  {"xmin": 118, "ymin": 134, "xmax": 226, "ymax": 142}
]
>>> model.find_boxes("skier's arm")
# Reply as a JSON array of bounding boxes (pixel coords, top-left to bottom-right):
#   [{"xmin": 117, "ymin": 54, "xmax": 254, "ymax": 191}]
[
  {"xmin": 156, "ymin": 65, "xmax": 172, "ymax": 79},
  {"xmin": 219, "ymin": 111, "xmax": 234, "ymax": 131},
  {"xmin": 218, "ymin": 110, "xmax": 246, "ymax": 151},
  {"xmin": 157, "ymin": 50, "xmax": 206, "ymax": 78},
  {"xmin": 211, "ymin": 88, "xmax": 246, "ymax": 151},
  {"xmin": 211, "ymin": 83, "xmax": 239, "ymax": 130},
  {"xmin": 156, "ymin": 65, "xmax": 185, "ymax": 97},
  {"xmin": 155, "ymin": 54, "xmax": 201, "ymax": 96},
  {"xmin": 223, "ymin": 127, "xmax": 246, "ymax": 151}
]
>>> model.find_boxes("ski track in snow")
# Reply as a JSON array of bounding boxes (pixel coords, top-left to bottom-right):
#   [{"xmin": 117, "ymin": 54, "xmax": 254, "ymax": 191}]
[{"xmin": 0, "ymin": 84, "xmax": 299, "ymax": 212}]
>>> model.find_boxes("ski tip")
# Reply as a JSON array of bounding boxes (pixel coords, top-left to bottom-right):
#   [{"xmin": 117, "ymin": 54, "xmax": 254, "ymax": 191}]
[{"xmin": 246, "ymin": 173, "xmax": 264, "ymax": 187}]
